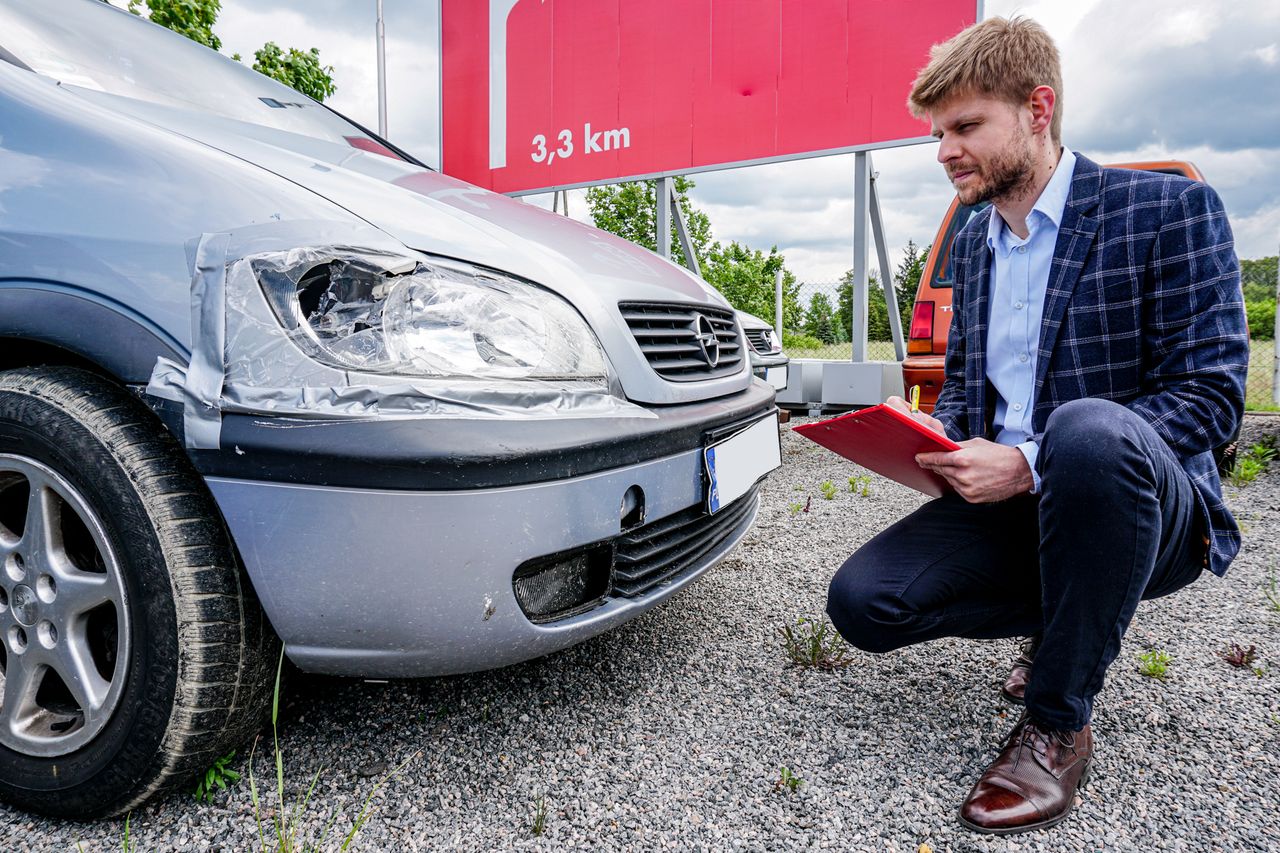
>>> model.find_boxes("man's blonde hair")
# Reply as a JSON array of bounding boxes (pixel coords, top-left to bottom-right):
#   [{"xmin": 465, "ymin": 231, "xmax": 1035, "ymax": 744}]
[{"xmin": 907, "ymin": 17, "xmax": 1063, "ymax": 144}]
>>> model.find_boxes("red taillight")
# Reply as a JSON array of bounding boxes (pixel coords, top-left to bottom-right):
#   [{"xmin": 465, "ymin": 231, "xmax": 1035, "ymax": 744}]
[{"xmin": 908, "ymin": 301, "xmax": 934, "ymax": 354}]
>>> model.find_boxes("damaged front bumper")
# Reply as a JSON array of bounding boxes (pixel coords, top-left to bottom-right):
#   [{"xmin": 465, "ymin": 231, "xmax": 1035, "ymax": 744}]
[{"xmin": 198, "ymin": 381, "xmax": 777, "ymax": 677}]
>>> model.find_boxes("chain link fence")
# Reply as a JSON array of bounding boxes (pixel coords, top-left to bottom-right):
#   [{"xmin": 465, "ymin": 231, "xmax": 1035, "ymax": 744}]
[{"xmin": 783, "ymin": 280, "xmax": 1279, "ymax": 411}]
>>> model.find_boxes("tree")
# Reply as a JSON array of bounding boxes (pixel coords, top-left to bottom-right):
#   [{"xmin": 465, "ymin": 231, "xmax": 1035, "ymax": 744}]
[
  {"xmin": 1241, "ymin": 256, "xmax": 1277, "ymax": 303},
  {"xmin": 253, "ymin": 42, "xmax": 337, "ymax": 102},
  {"xmin": 129, "ymin": 0, "xmax": 220, "ymax": 50},
  {"xmin": 129, "ymin": 0, "xmax": 337, "ymax": 102},
  {"xmin": 804, "ymin": 293, "xmax": 837, "ymax": 344},
  {"xmin": 586, "ymin": 176, "xmax": 714, "ymax": 270},
  {"xmin": 837, "ymin": 240, "xmax": 932, "ymax": 342},
  {"xmin": 701, "ymin": 242, "xmax": 803, "ymax": 328}
]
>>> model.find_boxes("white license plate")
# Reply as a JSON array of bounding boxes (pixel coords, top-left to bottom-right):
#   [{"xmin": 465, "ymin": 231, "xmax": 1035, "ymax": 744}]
[
  {"xmin": 703, "ymin": 412, "xmax": 782, "ymax": 514},
  {"xmin": 765, "ymin": 365, "xmax": 788, "ymax": 390}
]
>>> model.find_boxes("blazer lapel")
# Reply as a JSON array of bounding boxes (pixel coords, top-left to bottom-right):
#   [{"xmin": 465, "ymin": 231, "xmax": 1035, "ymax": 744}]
[
  {"xmin": 964, "ymin": 211, "xmax": 993, "ymax": 439},
  {"xmin": 1035, "ymin": 155, "xmax": 1103, "ymax": 396}
]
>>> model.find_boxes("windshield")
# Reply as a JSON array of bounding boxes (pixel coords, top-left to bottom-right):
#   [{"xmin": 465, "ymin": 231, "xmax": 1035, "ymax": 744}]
[{"xmin": 0, "ymin": 0, "xmax": 406, "ymax": 159}]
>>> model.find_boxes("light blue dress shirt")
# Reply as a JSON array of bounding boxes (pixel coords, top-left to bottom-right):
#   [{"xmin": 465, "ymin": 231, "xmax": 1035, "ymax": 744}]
[{"xmin": 985, "ymin": 147, "xmax": 1076, "ymax": 494}]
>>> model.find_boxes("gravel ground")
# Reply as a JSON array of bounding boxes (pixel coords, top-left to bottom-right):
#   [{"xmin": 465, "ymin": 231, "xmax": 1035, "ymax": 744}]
[{"xmin": 5, "ymin": 414, "xmax": 1279, "ymax": 852}]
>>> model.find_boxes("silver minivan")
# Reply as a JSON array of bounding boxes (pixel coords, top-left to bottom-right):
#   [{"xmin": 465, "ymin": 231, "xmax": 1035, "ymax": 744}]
[{"xmin": 0, "ymin": 0, "xmax": 780, "ymax": 818}]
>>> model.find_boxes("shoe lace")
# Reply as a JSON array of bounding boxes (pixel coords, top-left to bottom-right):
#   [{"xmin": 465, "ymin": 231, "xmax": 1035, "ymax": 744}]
[{"xmin": 1004, "ymin": 715, "xmax": 1077, "ymax": 763}]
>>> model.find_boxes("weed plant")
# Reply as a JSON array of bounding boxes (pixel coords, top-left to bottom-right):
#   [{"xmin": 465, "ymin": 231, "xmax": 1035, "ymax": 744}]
[
  {"xmin": 194, "ymin": 750, "xmax": 241, "ymax": 802},
  {"xmin": 777, "ymin": 616, "xmax": 854, "ymax": 670},
  {"xmin": 1137, "ymin": 649, "xmax": 1172, "ymax": 680},
  {"xmin": 1228, "ymin": 435, "xmax": 1277, "ymax": 486},
  {"xmin": 247, "ymin": 649, "xmax": 418, "ymax": 852},
  {"xmin": 1265, "ymin": 568, "xmax": 1280, "ymax": 613},
  {"xmin": 848, "ymin": 475, "xmax": 871, "ymax": 496},
  {"xmin": 820, "ymin": 480, "xmax": 838, "ymax": 500},
  {"xmin": 531, "ymin": 794, "xmax": 548, "ymax": 837},
  {"xmin": 774, "ymin": 766, "xmax": 804, "ymax": 793}
]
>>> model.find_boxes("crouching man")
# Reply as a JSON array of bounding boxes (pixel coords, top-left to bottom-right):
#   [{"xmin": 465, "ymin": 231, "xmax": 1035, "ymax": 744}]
[{"xmin": 825, "ymin": 16, "xmax": 1248, "ymax": 836}]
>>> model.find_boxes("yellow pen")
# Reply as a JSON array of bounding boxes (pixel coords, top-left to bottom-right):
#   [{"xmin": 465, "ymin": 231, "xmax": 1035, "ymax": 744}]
[{"xmin": 909, "ymin": 384, "xmax": 921, "ymax": 413}]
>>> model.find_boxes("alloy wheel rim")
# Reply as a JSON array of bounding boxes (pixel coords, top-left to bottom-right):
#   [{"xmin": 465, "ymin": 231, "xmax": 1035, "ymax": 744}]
[{"xmin": 0, "ymin": 454, "xmax": 131, "ymax": 757}]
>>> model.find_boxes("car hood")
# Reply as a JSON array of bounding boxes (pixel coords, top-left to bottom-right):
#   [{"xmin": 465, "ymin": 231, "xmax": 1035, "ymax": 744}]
[
  {"xmin": 63, "ymin": 88, "xmax": 742, "ymax": 405},
  {"xmin": 71, "ymin": 90, "xmax": 718, "ymax": 308}
]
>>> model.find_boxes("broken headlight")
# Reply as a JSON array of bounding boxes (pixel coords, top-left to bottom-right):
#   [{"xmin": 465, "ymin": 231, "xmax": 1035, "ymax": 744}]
[{"xmin": 256, "ymin": 252, "xmax": 607, "ymax": 382}]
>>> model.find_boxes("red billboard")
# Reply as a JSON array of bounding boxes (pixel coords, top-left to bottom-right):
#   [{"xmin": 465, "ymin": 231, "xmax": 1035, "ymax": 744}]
[{"xmin": 441, "ymin": 0, "xmax": 977, "ymax": 195}]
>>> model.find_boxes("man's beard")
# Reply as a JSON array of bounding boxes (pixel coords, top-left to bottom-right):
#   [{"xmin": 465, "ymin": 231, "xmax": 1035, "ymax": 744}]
[{"xmin": 949, "ymin": 130, "xmax": 1036, "ymax": 206}]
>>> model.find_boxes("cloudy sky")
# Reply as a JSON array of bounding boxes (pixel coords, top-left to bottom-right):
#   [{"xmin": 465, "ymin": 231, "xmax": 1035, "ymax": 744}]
[{"xmin": 163, "ymin": 0, "xmax": 1280, "ymax": 282}]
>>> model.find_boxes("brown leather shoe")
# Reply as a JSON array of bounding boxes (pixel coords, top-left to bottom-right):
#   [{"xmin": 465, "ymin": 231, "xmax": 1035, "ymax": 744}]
[
  {"xmin": 958, "ymin": 714, "xmax": 1093, "ymax": 835},
  {"xmin": 1000, "ymin": 635, "xmax": 1040, "ymax": 705}
]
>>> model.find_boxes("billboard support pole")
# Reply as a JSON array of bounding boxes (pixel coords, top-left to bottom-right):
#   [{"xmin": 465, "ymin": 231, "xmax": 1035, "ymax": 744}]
[
  {"xmin": 669, "ymin": 181, "xmax": 702, "ymax": 277},
  {"xmin": 851, "ymin": 152, "xmax": 871, "ymax": 362},
  {"xmin": 376, "ymin": 0, "xmax": 388, "ymax": 138},
  {"xmin": 869, "ymin": 158, "xmax": 905, "ymax": 361},
  {"xmin": 656, "ymin": 176, "xmax": 673, "ymax": 261}
]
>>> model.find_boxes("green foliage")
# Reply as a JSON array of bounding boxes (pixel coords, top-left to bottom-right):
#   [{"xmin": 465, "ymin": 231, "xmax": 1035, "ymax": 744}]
[
  {"xmin": 777, "ymin": 616, "xmax": 854, "ymax": 669},
  {"xmin": 1246, "ymin": 300, "xmax": 1275, "ymax": 340},
  {"xmin": 819, "ymin": 480, "xmax": 838, "ymax": 500},
  {"xmin": 849, "ymin": 475, "xmax": 871, "ymax": 496},
  {"xmin": 586, "ymin": 176, "xmax": 714, "ymax": 270},
  {"xmin": 193, "ymin": 750, "xmax": 241, "ymax": 802},
  {"xmin": 774, "ymin": 766, "xmax": 804, "ymax": 793},
  {"xmin": 253, "ymin": 42, "xmax": 337, "ymax": 102},
  {"xmin": 1137, "ymin": 649, "xmax": 1172, "ymax": 679},
  {"xmin": 531, "ymin": 794, "xmax": 548, "ymax": 836},
  {"xmin": 837, "ymin": 241, "xmax": 930, "ymax": 342},
  {"xmin": 130, "ymin": 0, "xmax": 221, "ymax": 50},
  {"xmin": 805, "ymin": 293, "xmax": 838, "ymax": 344},
  {"xmin": 1265, "ymin": 567, "xmax": 1280, "ymax": 613},
  {"xmin": 1228, "ymin": 435, "xmax": 1277, "ymax": 486},
  {"xmin": 783, "ymin": 331, "xmax": 824, "ymax": 350},
  {"xmin": 787, "ymin": 501, "xmax": 804, "ymax": 515},
  {"xmin": 247, "ymin": 649, "xmax": 417, "ymax": 852},
  {"xmin": 1241, "ymin": 256, "xmax": 1278, "ymax": 303},
  {"xmin": 702, "ymin": 241, "xmax": 804, "ymax": 328}
]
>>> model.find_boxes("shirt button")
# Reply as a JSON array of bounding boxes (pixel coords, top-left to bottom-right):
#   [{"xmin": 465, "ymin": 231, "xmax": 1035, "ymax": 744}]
[
  {"xmin": 1013, "ymin": 402, "xmax": 1024, "ymax": 411},
  {"xmin": 1019, "ymin": 353, "xmax": 1029, "ymax": 363},
  {"xmin": 1015, "ymin": 301, "xmax": 1024, "ymax": 310},
  {"xmin": 1017, "ymin": 245, "xmax": 1027, "ymax": 254}
]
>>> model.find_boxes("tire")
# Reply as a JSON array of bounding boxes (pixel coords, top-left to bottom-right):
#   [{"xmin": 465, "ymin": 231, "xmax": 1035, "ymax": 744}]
[{"xmin": 0, "ymin": 367, "xmax": 277, "ymax": 819}]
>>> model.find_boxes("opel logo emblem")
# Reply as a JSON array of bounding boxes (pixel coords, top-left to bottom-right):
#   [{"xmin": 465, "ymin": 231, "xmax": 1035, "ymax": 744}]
[{"xmin": 693, "ymin": 314, "xmax": 720, "ymax": 368}]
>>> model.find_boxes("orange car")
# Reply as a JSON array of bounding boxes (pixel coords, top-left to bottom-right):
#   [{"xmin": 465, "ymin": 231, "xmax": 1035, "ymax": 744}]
[{"xmin": 902, "ymin": 161, "xmax": 1206, "ymax": 413}]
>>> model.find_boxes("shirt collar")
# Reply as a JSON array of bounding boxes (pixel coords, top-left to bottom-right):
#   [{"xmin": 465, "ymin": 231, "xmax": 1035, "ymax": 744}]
[{"xmin": 985, "ymin": 146, "xmax": 1077, "ymax": 251}]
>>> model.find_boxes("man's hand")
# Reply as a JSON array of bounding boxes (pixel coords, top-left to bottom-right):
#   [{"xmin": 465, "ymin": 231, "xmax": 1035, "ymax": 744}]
[
  {"xmin": 884, "ymin": 394, "xmax": 947, "ymax": 435},
  {"xmin": 916, "ymin": 438, "xmax": 1035, "ymax": 503}
]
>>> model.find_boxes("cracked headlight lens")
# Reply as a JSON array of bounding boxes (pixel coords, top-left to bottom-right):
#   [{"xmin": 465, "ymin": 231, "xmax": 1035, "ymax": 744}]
[{"xmin": 257, "ymin": 252, "xmax": 606, "ymax": 382}]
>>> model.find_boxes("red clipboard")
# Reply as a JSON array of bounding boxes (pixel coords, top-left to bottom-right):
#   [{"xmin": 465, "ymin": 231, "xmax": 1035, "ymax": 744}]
[{"xmin": 792, "ymin": 404, "xmax": 962, "ymax": 497}]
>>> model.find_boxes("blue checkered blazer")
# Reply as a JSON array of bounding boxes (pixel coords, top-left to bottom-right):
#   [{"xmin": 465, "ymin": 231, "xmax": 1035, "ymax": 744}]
[{"xmin": 932, "ymin": 154, "xmax": 1249, "ymax": 577}]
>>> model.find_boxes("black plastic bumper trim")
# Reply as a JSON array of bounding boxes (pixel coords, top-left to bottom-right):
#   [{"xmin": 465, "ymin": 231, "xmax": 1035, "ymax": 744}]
[{"xmin": 172, "ymin": 382, "xmax": 777, "ymax": 491}]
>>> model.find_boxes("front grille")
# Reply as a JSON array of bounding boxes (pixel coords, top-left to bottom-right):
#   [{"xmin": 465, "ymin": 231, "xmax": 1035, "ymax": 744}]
[
  {"xmin": 744, "ymin": 328, "xmax": 771, "ymax": 353},
  {"xmin": 612, "ymin": 485, "xmax": 760, "ymax": 598},
  {"xmin": 619, "ymin": 301, "xmax": 744, "ymax": 380}
]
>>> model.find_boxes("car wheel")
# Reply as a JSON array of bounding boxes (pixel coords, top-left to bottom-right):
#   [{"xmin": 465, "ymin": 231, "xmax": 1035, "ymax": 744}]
[{"xmin": 0, "ymin": 367, "xmax": 276, "ymax": 819}]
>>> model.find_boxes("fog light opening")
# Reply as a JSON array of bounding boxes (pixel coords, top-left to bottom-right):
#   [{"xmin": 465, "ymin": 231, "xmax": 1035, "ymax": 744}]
[
  {"xmin": 620, "ymin": 485, "xmax": 646, "ymax": 531},
  {"xmin": 513, "ymin": 544, "xmax": 613, "ymax": 623}
]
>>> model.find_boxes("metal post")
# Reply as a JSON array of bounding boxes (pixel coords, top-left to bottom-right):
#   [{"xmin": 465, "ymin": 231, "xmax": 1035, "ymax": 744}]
[
  {"xmin": 669, "ymin": 181, "xmax": 701, "ymax": 277},
  {"xmin": 376, "ymin": 0, "xmax": 388, "ymax": 138},
  {"xmin": 1273, "ymin": 241, "xmax": 1279, "ymax": 405},
  {"xmin": 868, "ymin": 157, "xmax": 905, "ymax": 361},
  {"xmin": 656, "ymin": 176, "xmax": 672, "ymax": 261},
  {"xmin": 851, "ymin": 152, "xmax": 871, "ymax": 362},
  {"xmin": 774, "ymin": 268, "xmax": 784, "ymax": 338}
]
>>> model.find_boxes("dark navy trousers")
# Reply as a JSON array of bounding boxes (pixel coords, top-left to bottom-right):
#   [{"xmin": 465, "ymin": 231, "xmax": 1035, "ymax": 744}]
[{"xmin": 826, "ymin": 398, "xmax": 1206, "ymax": 731}]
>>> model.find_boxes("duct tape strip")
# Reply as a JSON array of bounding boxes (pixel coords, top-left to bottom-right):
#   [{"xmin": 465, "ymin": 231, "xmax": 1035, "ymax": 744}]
[{"xmin": 184, "ymin": 231, "xmax": 230, "ymax": 449}]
